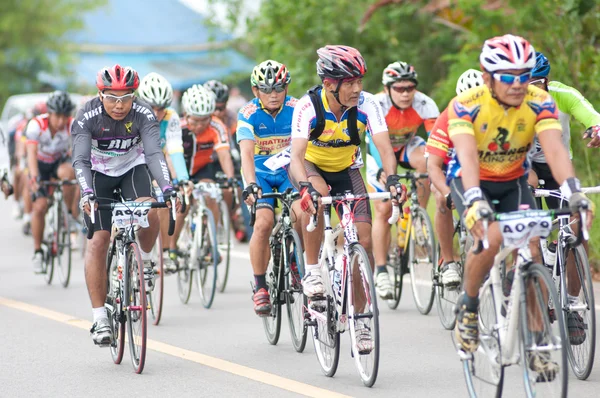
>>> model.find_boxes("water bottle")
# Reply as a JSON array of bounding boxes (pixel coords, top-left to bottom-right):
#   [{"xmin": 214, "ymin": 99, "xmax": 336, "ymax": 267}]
[
  {"xmin": 333, "ymin": 269, "xmax": 342, "ymax": 303},
  {"xmin": 397, "ymin": 207, "xmax": 410, "ymax": 249},
  {"xmin": 545, "ymin": 241, "xmax": 557, "ymax": 271}
]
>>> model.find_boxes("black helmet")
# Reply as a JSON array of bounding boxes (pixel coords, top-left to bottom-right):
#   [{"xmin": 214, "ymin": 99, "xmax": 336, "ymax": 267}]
[
  {"xmin": 203, "ymin": 80, "xmax": 230, "ymax": 103},
  {"xmin": 46, "ymin": 91, "xmax": 75, "ymax": 115}
]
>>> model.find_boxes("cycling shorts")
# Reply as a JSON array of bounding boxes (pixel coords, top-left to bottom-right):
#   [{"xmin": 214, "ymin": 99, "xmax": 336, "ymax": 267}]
[
  {"xmin": 33, "ymin": 156, "xmax": 71, "ymax": 198},
  {"xmin": 294, "ymin": 160, "xmax": 372, "ymax": 224},
  {"xmin": 450, "ymin": 176, "xmax": 537, "ymax": 219},
  {"xmin": 531, "ymin": 161, "xmax": 560, "ymax": 209},
  {"xmin": 255, "ymin": 170, "xmax": 295, "ymax": 211},
  {"xmin": 190, "ymin": 162, "xmax": 216, "ymax": 182},
  {"xmin": 86, "ymin": 165, "xmax": 154, "ymax": 232}
]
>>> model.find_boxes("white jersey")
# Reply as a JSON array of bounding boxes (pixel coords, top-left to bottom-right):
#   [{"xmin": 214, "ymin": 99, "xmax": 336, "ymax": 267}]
[{"xmin": 25, "ymin": 114, "xmax": 72, "ymax": 163}]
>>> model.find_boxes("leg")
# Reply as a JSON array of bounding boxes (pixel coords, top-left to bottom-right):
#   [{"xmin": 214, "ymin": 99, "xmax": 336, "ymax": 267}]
[
  {"xmin": 170, "ymin": 199, "xmax": 190, "ymax": 250},
  {"xmin": 433, "ymin": 184, "xmax": 461, "ymax": 285},
  {"xmin": 250, "ymin": 206, "xmax": 275, "ymax": 315},
  {"xmin": 407, "ymin": 142, "xmax": 430, "ymax": 208},
  {"xmin": 372, "ymin": 200, "xmax": 392, "ymax": 269},
  {"xmin": 56, "ymin": 162, "xmax": 77, "ymax": 215},
  {"xmin": 31, "ymin": 195, "xmax": 48, "ymax": 251},
  {"xmin": 85, "ymin": 231, "xmax": 111, "ymax": 308}
]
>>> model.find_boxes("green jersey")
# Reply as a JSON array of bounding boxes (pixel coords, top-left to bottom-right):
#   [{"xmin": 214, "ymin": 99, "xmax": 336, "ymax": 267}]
[{"xmin": 531, "ymin": 81, "xmax": 600, "ymax": 163}]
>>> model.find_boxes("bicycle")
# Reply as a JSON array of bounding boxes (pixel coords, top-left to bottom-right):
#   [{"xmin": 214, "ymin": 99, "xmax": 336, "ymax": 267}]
[
  {"xmin": 248, "ymin": 188, "xmax": 307, "ymax": 352},
  {"xmin": 38, "ymin": 179, "xmax": 78, "ymax": 287},
  {"xmin": 87, "ymin": 193, "xmax": 175, "ymax": 374},
  {"xmin": 534, "ymin": 185, "xmax": 599, "ymax": 380},
  {"xmin": 458, "ymin": 206, "xmax": 587, "ymax": 398},
  {"xmin": 305, "ymin": 191, "xmax": 400, "ymax": 387},
  {"xmin": 214, "ymin": 172, "xmax": 236, "ymax": 293},
  {"xmin": 387, "ymin": 171, "xmax": 436, "ymax": 314}
]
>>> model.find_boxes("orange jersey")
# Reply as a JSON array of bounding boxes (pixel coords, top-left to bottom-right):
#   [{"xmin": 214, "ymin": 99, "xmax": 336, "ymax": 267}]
[
  {"xmin": 425, "ymin": 108, "xmax": 453, "ymax": 165},
  {"xmin": 181, "ymin": 116, "xmax": 230, "ymax": 175}
]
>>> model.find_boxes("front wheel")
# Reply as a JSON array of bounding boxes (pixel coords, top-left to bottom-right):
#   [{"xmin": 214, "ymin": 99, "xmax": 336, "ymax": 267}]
[
  {"xmin": 195, "ymin": 209, "xmax": 218, "ymax": 309},
  {"xmin": 263, "ymin": 241, "xmax": 283, "ymax": 345},
  {"xmin": 126, "ymin": 242, "xmax": 147, "ymax": 374},
  {"xmin": 56, "ymin": 202, "xmax": 72, "ymax": 288},
  {"xmin": 520, "ymin": 263, "xmax": 567, "ymax": 398},
  {"xmin": 408, "ymin": 207, "xmax": 436, "ymax": 315},
  {"xmin": 284, "ymin": 229, "xmax": 307, "ymax": 353},
  {"xmin": 148, "ymin": 233, "xmax": 164, "ymax": 326},
  {"xmin": 386, "ymin": 245, "xmax": 406, "ymax": 310},
  {"xmin": 106, "ymin": 243, "xmax": 125, "ymax": 364},
  {"xmin": 435, "ymin": 242, "xmax": 461, "ymax": 330},
  {"xmin": 216, "ymin": 200, "xmax": 231, "ymax": 293},
  {"xmin": 177, "ymin": 215, "xmax": 194, "ymax": 304}
]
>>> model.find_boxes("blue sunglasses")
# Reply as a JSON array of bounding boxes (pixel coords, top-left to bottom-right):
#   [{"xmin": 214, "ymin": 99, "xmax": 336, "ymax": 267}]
[{"xmin": 492, "ymin": 72, "xmax": 532, "ymax": 85}]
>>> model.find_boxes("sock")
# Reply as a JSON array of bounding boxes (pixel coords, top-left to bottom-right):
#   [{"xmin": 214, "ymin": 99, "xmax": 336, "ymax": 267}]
[
  {"xmin": 459, "ymin": 292, "xmax": 479, "ymax": 312},
  {"xmin": 162, "ymin": 248, "xmax": 169, "ymax": 253},
  {"xmin": 254, "ymin": 274, "xmax": 267, "ymax": 291},
  {"xmin": 568, "ymin": 294, "xmax": 578, "ymax": 305},
  {"xmin": 376, "ymin": 265, "xmax": 388, "ymax": 274},
  {"xmin": 34, "ymin": 249, "xmax": 43, "ymax": 254},
  {"xmin": 139, "ymin": 248, "xmax": 152, "ymax": 261},
  {"xmin": 92, "ymin": 307, "xmax": 107, "ymax": 323},
  {"xmin": 305, "ymin": 264, "xmax": 319, "ymax": 274}
]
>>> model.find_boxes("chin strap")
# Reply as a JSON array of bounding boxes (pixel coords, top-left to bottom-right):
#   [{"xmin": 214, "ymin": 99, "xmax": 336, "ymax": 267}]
[{"xmin": 330, "ymin": 80, "xmax": 349, "ymax": 111}]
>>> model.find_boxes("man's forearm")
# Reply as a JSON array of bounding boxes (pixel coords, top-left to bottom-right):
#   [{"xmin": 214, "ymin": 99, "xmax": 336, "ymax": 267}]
[{"xmin": 379, "ymin": 146, "xmax": 398, "ymax": 177}]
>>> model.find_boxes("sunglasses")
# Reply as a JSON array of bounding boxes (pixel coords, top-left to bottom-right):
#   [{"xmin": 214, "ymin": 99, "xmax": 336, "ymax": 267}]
[
  {"xmin": 529, "ymin": 78, "xmax": 546, "ymax": 86},
  {"xmin": 492, "ymin": 72, "xmax": 531, "ymax": 85},
  {"xmin": 391, "ymin": 85, "xmax": 417, "ymax": 94},
  {"xmin": 258, "ymin": 84, "xmax": 287, "ymax": 94},
  {"xmin": 102, "ymin": 92, "xmax": 135, "ymax": 104},
  {"xmin": 215, "ymin": 105, "xmax": 226, "ymax": 112},
  {"xmin": 187, "ymin": 115, "xmax": 211, "ymax": 126}
]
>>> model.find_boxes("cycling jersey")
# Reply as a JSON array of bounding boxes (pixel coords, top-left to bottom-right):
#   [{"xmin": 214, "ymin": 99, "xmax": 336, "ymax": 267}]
[
  {"xmin": 237, "ymin": 96, "xmax": 296, "ymax": 174},
  {"xmin": 375, "ymin": 91, "xmax": 439, "ymax": 150},
  {"xmin": 159, "ymin": 108, "xmax": 189, "ymax": 181},
  {"xmin": 530, "ymin": 81, "xmax": 600, "ymax": 163},
  {"xmin": 291, "ymin": 88, "xmax": 387, "ymax": 173},
  {"xmin": 425, "ymin": 107, "xmax": 453, "ymax": 165},
  {"xmin": 182, "ymin": 116, "xmax": 229, "ymax": 176},
  {"xmin": 25, "ymin": 114, "xmax": 73, "ymax": 164},
  {"xmin": 71, "ymin": 97, "xmax": 172, "ymax": 195},
  {"xmin": 446, "ymin": 85, "xmax": 561, "ymax": 182}
]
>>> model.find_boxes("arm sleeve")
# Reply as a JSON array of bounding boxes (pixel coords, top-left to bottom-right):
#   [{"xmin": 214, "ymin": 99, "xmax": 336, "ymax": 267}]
[
  {"xmin": 551, "ymin": 82, "xmax": 600, "ymax": 127},
  {"xmin": 425, "ymin": 109, "xmax": 450, "ymax": 158},
  {"xmin": 532, "ymin": 92, "xmax": 562, "ymax": 135},
  {"xmin": 71, "ymin": 112, "xmax": 94, "ymax": 195},
  {"xmin": 164, "ymin": 115, "xmax": 189, "ymax": 180},
  {"xmin": 236, "ymin": 107, "xmax": 256, "ymax": 142},
  {"xmin": 447, "ymin": 99, "xmax": 476, "ymax": 138},
  {"xmin": 25, "ymin": 120, "xmax": 41, "ymax": 144},
  {"xmin": 359, "ymin": 92, "xmax": 387, "ymax": 136},
  {"xmin": 291, "ymin": 96, "xmax": 317, "ymax": 140},
  {"xmin": 139, "ymin": 114, "xmax": 172, "ymax": 192}
]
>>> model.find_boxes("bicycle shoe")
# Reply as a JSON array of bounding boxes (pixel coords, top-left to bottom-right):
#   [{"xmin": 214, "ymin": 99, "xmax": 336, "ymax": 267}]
[
  {"xmin": 302, "ymin": 269, "xmax": 325, "ymax": 298},
  {"xmin": 567, "ymin": 311, "xmax": 587, "ymax": 345},
  {"xmin": 455, "ymin": 294, "xmax": 479, "ymax": 353},
  {"xmin": 253, "ymin": 288, "xmax": 271, "ymax": 316},
  {"xmin": 528, "ymin": 351, "xmax": 559, "ymax": 382},
  {"xmin": 90, "ymin": 318, "xmax": 112, "ymax": 347}
]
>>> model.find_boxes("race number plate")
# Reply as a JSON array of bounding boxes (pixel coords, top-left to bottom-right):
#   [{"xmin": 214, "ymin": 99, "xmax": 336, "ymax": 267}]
[
  {"xmin": 112, "ymin": 203, "xmax": 151, "ymax": 229},
  {"xmin": 497, "ymin": 210, "xmax": 552, "ymax": 247},
  {"xmin": 263, "ymin": 147, "xmax": 291, "ymax": 171}
]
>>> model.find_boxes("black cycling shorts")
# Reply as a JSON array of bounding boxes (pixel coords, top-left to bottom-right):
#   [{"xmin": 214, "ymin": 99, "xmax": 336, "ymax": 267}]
[
  {"xmin": 293, "ymin": 160, "xmax": 372, "ymax": 224},
  {"xmin": 33, "ymin": 156, "xmax": 71, "ymax": 198},
  {"xmin": 87, "ymin": 165, "xmax": 154, "ymax": 231},
  {"xmin": 190, "ymin": 163, "xmax": 216, "ymax": 182},
  {"xmin": 450, "ymin": 175, "xmax": 537, "ymax": 218},
  {"xmin": 531, "ymin": 161, "xmax": 560, "ymax": 209}
]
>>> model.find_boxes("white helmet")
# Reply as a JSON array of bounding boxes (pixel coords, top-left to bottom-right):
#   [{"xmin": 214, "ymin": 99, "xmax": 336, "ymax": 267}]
[
  {"xmin": 182, "ymin": 84, "xmax": 216, "ymax": 117},
  {"xmin": 456, "ymin": 69, "xmax": 484, "ymax": 94},
  {"xmin": 479, "ymin": 34, "xmax": 536, "ymax": 73},
  {"xmin": 138, "ymin": 72, "xmax": 173, "ymax": 108}
]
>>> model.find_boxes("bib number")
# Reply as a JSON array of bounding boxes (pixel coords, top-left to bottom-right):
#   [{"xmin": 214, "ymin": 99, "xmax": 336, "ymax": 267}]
[
  {"xmin": 498, "ymin": 213, "xmax": 552, "ymax": 247},
  {"xmin": 263, "ymin": 147, "xmax": 291, "ymax": 171},
  {"xmin": 112, "ymin": 203, "xmax": 151, "ymax": 229}
]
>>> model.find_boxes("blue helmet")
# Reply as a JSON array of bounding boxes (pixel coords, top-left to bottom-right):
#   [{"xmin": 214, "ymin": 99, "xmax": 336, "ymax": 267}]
[{"xmin": 532, "ymin": 52, "xmax": 550, "ymax": 78}]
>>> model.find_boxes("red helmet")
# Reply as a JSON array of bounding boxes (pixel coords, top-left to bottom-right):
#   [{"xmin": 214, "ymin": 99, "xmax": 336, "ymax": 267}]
[
  {"xmin": 316, "ymin": 45, "xmax": 367, "ymax": 80},
  {"xmin": 96, "ymin": 64, "xmax": 140, "ymax": 91}
]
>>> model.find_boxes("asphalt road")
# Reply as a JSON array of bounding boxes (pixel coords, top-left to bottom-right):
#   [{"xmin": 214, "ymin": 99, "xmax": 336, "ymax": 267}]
[{"xmin": 1, "ymin": 198, "xmax": 599, "ymax": 397}]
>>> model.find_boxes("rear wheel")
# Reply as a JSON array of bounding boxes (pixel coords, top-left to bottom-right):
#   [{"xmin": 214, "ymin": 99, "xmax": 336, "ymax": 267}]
[
  {"xmin": 177, "ymin": 215, "xmax": 194, "ymax": 304},
  {"xmin": 408, "ymin": 207, "xmax": 436, "ymax": 315},
  {"xmin": 148, "ymin": 233, "xmax": 164, "ymax": 325},
  {"xmin": 106, "ymin": 242, "xmax": 124, "ymax": 364},
  {"xmin": 126, "ymin": 242, "xmax": 147, "ymax": 374},
  {"xmin": 435, "ymin": 223, "xmax": 464, "ymax": 330},
  {"xmin": 43, "ymin": 207, "xmax": 55, "ymax": 285},
  {"xmin": 386, "ymin": 245, "xmax": 406, "ymax": 310},
  {"xmin": 520, "ymin": 263, "xmax": 567, "ymax": 398},
  {"xmin": 284, "ymin": 229, "xmax": 307, "ymax": 353},
  {"xmin": 196, "ymin": 209, "xmax": 218, "ymax": 309},
  {"xmin": 216, "ymin": 200, "xmax": 231, "ymax": 293},
  {"xmin": 263, "ymin": 242, "xmax": 283, "ymax": 345},
  {"xmin": 56, "ymin": 202, "xmax": 72, "ymax": 288}
]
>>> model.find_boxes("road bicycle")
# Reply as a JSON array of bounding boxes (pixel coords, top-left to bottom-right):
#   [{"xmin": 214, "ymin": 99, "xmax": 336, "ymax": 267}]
[
  {"xmin": 249, "ymin": 188, "xmax": 307, "ymax": 352},
  {"xmin": 88, "ymin": 193, "xmax": 175, "ymax": 374},
  {"xmin": 305, "ymin": 191, "xmax": 400, "ymax": 387}
]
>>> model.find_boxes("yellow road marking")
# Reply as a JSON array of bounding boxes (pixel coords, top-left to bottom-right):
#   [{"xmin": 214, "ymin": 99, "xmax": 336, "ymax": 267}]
[{"xmin": 0, "ymin": 297, "xmax": 352, "ymax": 398}]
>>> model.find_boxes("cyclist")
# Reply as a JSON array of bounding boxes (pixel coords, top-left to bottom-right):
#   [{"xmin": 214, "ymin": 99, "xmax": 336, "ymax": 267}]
[
  {"xmin": 448, "ymin": 36, "xmax": 594, "ymax": 376},
  {"xmin": 204, "ymin": 80, "xmax": 238, "ymax": 136},
  {"xmin": 238, "ymin": 60, "xmax": 301, "ymax": 316},
  {"xmin": 527, "ymin": 52, "xmax": 600, "ymax": 344},
  {"xmin": 167, "ymin": 84, "xmax": 235, "ymax": 263},
  {"xmin": 72, "ymin": 64, "xmax": 177, "ymax": 346},
  {"xmin": 425, "ymin": 69, "xmax": 485, "ymax": 287},
  {"xmin": 366, "ymin": 61, "xmax": 439, "ymax": 299},
  {"xmin": 290, "ymin": 45, "xmax": 405, "ymax": 352},
  {"xmin": 138, "ymin": 72, "xmax": 190, "ymax": 271},
  {"xmin": 25, "ymin": 91, "xmax": 77, "ymax": 273}
]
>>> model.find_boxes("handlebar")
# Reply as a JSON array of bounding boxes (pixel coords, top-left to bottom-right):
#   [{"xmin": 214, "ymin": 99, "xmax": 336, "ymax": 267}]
[
  {"xmin": 40, "ymin": 179, "xmax": 78, "ymax": 188},
  {"xmin": 534, "ymin": 186, "xmax": 600, "ymax": 197},
  {"xmin": 249, "ymin": 187, "xmax": 299, "ymax": 227}
]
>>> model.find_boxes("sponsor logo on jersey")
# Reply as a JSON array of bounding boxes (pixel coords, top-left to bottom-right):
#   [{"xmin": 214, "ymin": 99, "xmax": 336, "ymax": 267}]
[
  {"xmin": 125, "ymin": 121, "xmax": 133, "ymax": 133},
  {"xmin": 83, "ymin": 106, "xmax": 102, "ymax": 121},
  {"xmin": 132, "ymin": 103, "xmax": 155, "ymax": 121},
  {"xmin": 97, "ymin": 136, "xmax": 141, "ymax": 151},
  {"xmin": 241, "ymin": 103, "xmax": 258, "ymax": 119}
]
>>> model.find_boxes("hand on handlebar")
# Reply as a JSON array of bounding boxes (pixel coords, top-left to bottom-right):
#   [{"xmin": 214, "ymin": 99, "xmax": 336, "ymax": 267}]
[
  {"xmin": 299, "ymin": 181, "xmax": 320, "ymax": 215},
  {"xmin": 243, "ymin": 182, "xmax": 262, "ymax": 206},
  {"xmin": 163, "ymin": 187, "xmax": 182, "ymax": 213},
  {"xmin": 569, "ymin": 192, "xmax": 595, "ymax": 234},
  {"xmin": 386, "ymin": 174, "xmax": 407, "ymax": 205},
  {"xmin": 79, "ymin": 192, "xmax": 96, "ymax": 216},
  {"xmin": 464, "ymin": 200, "xmax": 493, "ymax": 242}
]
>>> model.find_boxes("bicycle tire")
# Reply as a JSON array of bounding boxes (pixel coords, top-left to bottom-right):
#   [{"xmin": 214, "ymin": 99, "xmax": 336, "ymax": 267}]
[
  {"xmin": 520, "ymin": 263, "xmax": 567, "ymax": 398},
  {"xmin": 57, "ymin": 202, "xmax": 72, "ymax": 288},
  {"xmin": 386, "ymin": 245, "xmax": 405, "ymax": 310},
  {"xmin": 106, "ymin": 241, "xmax": 125, "ymax": 364},
  {"xmin": 216, "ymin": 200, "xmax": 231, "ymax": 293},
  {"xmin": 311, "ymin": 295, "xmax": 340, "ymax": 377},
  {"xmin": 435, "ymin": 228, "xmax": 462, "ymax": 330},
  {"xmin": 148, "ymin": 233, "xmax": 164, "ymax": 326},
  {"xmin": 562, "ymin": 244, "xmax": 596, "ymax": 380},
  {"xmin": 461, "ymin": 275, "xmax": 504, "ymax": 398},
  {"xmin": 196, "ymin": 208, "xmax": 218, "ymax": 309},
  {"xmin": 42, "ymin": 208, "xmax": 55, "ymax": 285},
  {"xmin": 263, "ymin": 240, "xmax": 283, "ymax": 345},
  {"xmin": 177, "ymin": 216, "xmax": 194, "ymax": 304},
  {"xmin": 348, "ymin": 244, "xmax": 380, "ymax": 387},
  {"xmin": 284, "ymin": 229, "xmax": 307, "ymax": 353},
  {"xmin": 126, "ymin": 242, "xmax": 147, "ymax": 374},
  {"xmin": 408, "ymin": 207, "xmax": 436, "ymax": 315}
]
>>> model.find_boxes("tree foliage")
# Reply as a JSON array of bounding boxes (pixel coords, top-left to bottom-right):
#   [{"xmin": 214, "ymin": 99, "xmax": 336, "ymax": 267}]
[{"xmin": 0, "ymin": 0, "xmax": 102, "ymax": 106}]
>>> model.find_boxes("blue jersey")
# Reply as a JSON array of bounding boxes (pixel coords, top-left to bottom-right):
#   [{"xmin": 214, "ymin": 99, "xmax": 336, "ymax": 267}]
[
  {"xmin": 236, "ymin": 96, "xmax": 297, "ymax": 175},
  {"xmin": 159, "ymin": 108, "xmax": 188, "ymax": 181}
]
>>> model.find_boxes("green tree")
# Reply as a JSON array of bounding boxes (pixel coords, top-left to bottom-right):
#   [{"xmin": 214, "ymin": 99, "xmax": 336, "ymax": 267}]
[{"xmin": 0, "ymin": 0, "xmax": 103, "ymax": 106}]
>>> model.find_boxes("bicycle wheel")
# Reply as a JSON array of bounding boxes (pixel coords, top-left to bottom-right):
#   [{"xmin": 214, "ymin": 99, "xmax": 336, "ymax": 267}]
[
  {"xmin": 284, "ymin": 229, "xmax": 307, "ymax": 353},
  {"xmin": 126, "ymin": 242, "xmax": 147, "ymax": 374},
  {"xmin": 386, "ymin": 245, "xmax": 406, "ymax": 310},
  {"xmin": 520, "ymin": 263, "xmax": 567, "ymax": 398},
  {"xmin": 347, "ymin": 244, "xmax": 380, "ymax": 387},
  {"xmin": 148, "ymin": 233, "xmax": 164, "ymax": 326},
  {"xmin": 177, "ymin": 215, "xmax": 194, "ymax": 304},
  {"xmin": 435, "ymin": 225, "xmax": 463, "ymax": 330},
  {"xmin": 562, "ymin": 244, "xmax": 595, "ymax": 380},
  {"xmin": 216, "ymin": 200, "xmax": 231, "ymax": 293},
  {"xmin": 106, "ymin": 242, "xmax": 125, "ymax": 364},
  {"xmin": 42, "ymin": 208, "xmax": 55, "ymax": 285},
  {"xmin": 56, "ymin": 202, "xmax": 72, "ymax": 288},
  {"xmin": 263, "ymin": 242, "xmax": 283, "ymax": 345},
  {"xmin": 408, "ymin": 207, "xmax": 436, "ymax": 315},
  {"xmin": 462, "ymin": 278, "xmax": 504, "ymax": 398},
  {"xmin": 311, "ymin": 294, "xmax": 340, "ymax": 378},
  {"xmin": 195, "ymin": 209, "xmax": 218, "ymax": 309}
]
